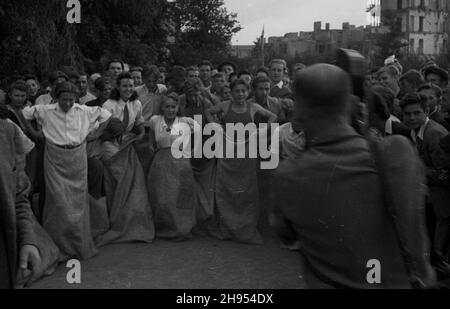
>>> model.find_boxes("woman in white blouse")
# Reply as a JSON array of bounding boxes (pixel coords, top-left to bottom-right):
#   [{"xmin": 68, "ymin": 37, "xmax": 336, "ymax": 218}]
[{"xmin": 147, "ymin": 93, "xmax": 200, "ymax": 241}]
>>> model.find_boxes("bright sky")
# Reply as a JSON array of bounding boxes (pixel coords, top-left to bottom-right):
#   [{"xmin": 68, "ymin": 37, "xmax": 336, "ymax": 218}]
[{"xmin": 224, "ymin": 0, "xmax": 369, "ymax": 45}]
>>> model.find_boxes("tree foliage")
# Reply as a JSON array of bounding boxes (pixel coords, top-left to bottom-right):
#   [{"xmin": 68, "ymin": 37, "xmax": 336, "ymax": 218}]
[
  {"xmin": 0, "ymin": 0, "xmax": 240, "ymax": 87},
  {"xmin": 168, "ymin": 0, "xmax": 241, "ymax": 65}
]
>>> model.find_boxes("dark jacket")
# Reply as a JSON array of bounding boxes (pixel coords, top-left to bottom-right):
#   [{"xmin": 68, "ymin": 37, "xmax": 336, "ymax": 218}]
[
  {"xmin": 416, "ymin": 119, "xmax": 450, "ymax": 218},
  {"xmin": 272, "ymin": 123, "xmax": 435, "ymax": 288},
  {"xmin": 0, "ymin": 119, "xmax": 37, "ymax": 288}
]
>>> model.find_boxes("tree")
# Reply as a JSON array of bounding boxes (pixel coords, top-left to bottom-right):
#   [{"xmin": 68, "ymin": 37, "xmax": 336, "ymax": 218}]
[
  {"xmin": 168, "ymin": 0, "xmax": 241, "ymax": 65},
  {"xmin": 0, "ymin": 0, "xmax": 171, "ymax": 86},
  {"xmin": 374, "ymin": 10, "xmax": 408, "ymax": 61}
]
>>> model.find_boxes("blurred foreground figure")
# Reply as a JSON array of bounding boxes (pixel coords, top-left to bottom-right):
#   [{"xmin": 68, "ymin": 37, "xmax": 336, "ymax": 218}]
[
  {"xmin": 0, "ymin": 103, "xmax": 41, "ymax": 288},
  {"xmin": 272, "ymin": 64, "xmax": 436, "ymax": 289}
]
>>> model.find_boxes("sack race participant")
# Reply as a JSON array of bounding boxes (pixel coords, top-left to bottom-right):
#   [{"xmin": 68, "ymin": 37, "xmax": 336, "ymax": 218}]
[
  {"xmin": 90, "ymin": 118, "xmax": 155, "ymax": 247},
  {"xmin": 205, "ymin": 79, "xmax": 277, "ymax": 245},
  {"xmin": 147, "ymin": 94, "xmax": 199, "ymax": 240},
  {"xmin": 22, "ymin": 81, "xmax": 112, "ymax": 260}
]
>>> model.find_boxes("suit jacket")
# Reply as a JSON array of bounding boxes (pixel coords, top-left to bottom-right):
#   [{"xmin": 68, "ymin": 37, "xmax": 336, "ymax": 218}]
[
  {"xmin": 272, "ymin": 123, "xmax": 435, "ymax": 288},
  {"xmin": 0, "ymin": 119, "xmax": 37, "ymax": 288},
  {"xmin": 417, "ymin": 120, "xmax": 450, "ymax": 217},
  {"xmin": 417, "ymin": 119, "xmax": 449, "ymax": 171}
]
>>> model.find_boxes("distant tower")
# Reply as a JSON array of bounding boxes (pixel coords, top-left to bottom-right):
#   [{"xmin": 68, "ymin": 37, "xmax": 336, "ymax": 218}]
[{"xmin": 366, "ymin": 0, "xmax": 381, "ymax": 27}]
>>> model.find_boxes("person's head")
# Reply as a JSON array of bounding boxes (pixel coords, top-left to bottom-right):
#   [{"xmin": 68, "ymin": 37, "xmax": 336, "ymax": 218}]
[
  {"xmin": 77, "ymin": 72, "xmax": 89, "ymax": 96},
  {"xmin": 68, "ymin": 71, "xmax": 80, "ymax": 85},
  {"xmin": 158, "ymin": 66, "xmax": 166, "ymax": 84},
  {"xmin": 198, "ymin": 60, "xmax": 213, "ymax": 84},
  {"xmin": 94, "ymin": 77, "xmax": 112, "ymax": 101},
  {"xmin": 55, "ymin": 81, "xmax": 79, "ymax": 113},
  {"xmin": 89, "ymin": 73, "xmax": 101, "ymax": 94},
  {"xmin": 24, "ymin": 74, "xmax": 40, "ymax": 97},
  {"xmin": 186, "ymin": 66, "xmax": 200, "ymax": 82},
  {"xmin": 111, "ymin": 72, "xmax": 138, "ymax": 102},
  {"xmin": 142, "ymin": 65, "xmax": 161, "ymax": 90},
  {"xmin": 212, "ymin": 72, "xmax": 227, "ymax": 92},
  {"xmin": 292, "ymin": 63, "xmax": 306, "ymax": 78},
  {"xmin": 252, "ymin": 76, "xmax": 271, "ymax": 102},
  {"xmin": 423, "ymin": 66, "xmax": 449, "ymax": 88},
  {"xmin": 269, "ymin": 59, "xmax": 287, "ymax": 84},
  {"xmin": 256, "ymin": 67, "xmax": 270, "ymax": 78},
  {"xmin": 48, "ymin": 71, "xmax": 69, "ymax": 88},
  {"xmin": 167, "ymin": 66, "xmax": 187, "ymax": 94},
  {"xmin": 220, "ymin": 85, "xmax": 232, "ymax": 101},
  {"xmin": 399, "ymin": 70, "xmax": 424, "ymax": 95},
  {"xmin": 230, "ymin": 79, "xmax": 250, "ymax": 104},
  {"xmin": 184, "ymin": 78, "xmax": 203, "ymax": 105},
  {"xmin": 101, "ymin": 117, "xmax": 125, "ymax": 143},
  {"xmin": 366, "ymin": 87, "xmax": 391, "ymax": 132},
  {"xmin": 218, "ymin": 62, "xmax": 236, "ymax": 78},
  {"xmin": 400, "ymin": 93, "xmax": 429, "ymax": 130},
  {"xmin": 377, "ymin": 65, "xmax": 400, "ymax": 94},
  {"xmin": 292, "ymin": 64, "xmax": 352, "ymax": 128},
  {"xmin": 8, "ymin": 81, "xmax": 29, "ymax": 109},
  {"xmin": 370, "ymin": 85, "xmax": 396, "ymax": 115},
  {"xmin": 228, "ymin": 72, "xmax": 238, "ymax": 84},
  {"xmin": 238, "ymin": 70, "xmax": 252, "ymax": 87},
  {"xmin": 107, "ymin": 59, "xmax": 125, "ymax": 79},
  {"xmin": 161, "ymin": 93, "xmax": 180, "ymax": 120},
  {"xmin": 417, "ymin": 83, "xmax": 443, "ymax": 114},
  {"xmin": 130, "ymin": 66, "xmax": 143, "ymax": 87}
]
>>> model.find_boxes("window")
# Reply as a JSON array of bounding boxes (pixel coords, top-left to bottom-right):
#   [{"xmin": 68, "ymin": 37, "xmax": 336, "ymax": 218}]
[
  {"xmin": 419, "ymin": 16, "xmax": 424, "ymax": 32},
  {"xmin": 419, "ymin": 39, "xmax": 424, "ymax": 53},
  {"xmin": 410, "ymin": 16, "xmax": 415, "ymax": 32},
  {"xmin": 410, "ymin": 38, "xmax": 415, "ymax": 52},
  {"xmin": 398, "ymin": 0, "xmax": 403, "ymax": 9}
]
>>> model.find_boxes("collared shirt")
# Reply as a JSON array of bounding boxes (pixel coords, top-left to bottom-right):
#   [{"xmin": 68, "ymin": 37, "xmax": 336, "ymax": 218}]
[
  {"xmin": 385, "ymin": 115, "xmax": 401, "ymax": 135},
  {"xmin": 22, "ymin": 103, "xmax": 111, "ymax": 146},
  {"xmin": 79, "ymin": 92, "xmax": 97, "ymax": 105},
  {"xmin": 35, "ymin": 93, "xmax": 55, "ymax": 106},
  {"xmin": 411, "ymin": 118, "xmax": 430, "ymax": 145},
  {"xmin": 275, "ymin": 80, "xmax": 284, "ymax": 89},
  {"xmin": 103, "ymin": 99, "xmax": 145, "ymax": 132}
]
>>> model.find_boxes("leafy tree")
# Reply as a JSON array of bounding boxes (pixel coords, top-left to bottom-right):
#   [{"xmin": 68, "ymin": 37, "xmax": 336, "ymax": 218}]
[{"xmin": 168, "ymin": 0, "xmax": 241, "ymax": 65}]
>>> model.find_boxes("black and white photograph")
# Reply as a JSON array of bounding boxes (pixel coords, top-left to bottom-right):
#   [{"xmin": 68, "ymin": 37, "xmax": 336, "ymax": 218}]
[{"xmin": 1, "ymin": 0, "xmax": 450, "ymax": 294}]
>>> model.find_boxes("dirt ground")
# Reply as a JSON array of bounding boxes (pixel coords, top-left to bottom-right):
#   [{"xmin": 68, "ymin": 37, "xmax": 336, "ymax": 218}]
[{"xmin": 30, "ymin": 228, "xmax": 305, "ymax": 289}]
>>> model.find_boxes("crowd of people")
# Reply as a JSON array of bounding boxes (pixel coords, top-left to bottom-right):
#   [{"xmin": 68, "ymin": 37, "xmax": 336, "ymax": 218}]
[{"xmin": 1, "ymin": 54, "xmax": 450, "ymax": 289}]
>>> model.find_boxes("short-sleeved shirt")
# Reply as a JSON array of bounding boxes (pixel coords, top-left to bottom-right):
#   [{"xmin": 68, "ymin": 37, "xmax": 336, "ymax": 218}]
[
  {"xmin": 22, "ymin": 103, "xmax": 111, "ymax": 146},
  {"xmin": 103, "ymin": 99, "xmax": 145, "ymax": 132}
]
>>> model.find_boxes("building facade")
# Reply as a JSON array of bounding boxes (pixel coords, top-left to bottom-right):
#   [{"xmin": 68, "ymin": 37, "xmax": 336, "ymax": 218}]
[{"xmin": 380, "ymin": 0, "xmax": 449, "ymax": 55}]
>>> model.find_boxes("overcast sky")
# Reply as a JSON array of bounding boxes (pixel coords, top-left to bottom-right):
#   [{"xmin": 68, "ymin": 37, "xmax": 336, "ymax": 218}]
[{"xmin": 224, "ymin": 0, "xmax": 369, "ymax": 45}]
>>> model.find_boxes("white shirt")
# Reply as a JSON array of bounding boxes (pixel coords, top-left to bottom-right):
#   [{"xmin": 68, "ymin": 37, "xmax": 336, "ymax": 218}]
[
  {"xmin": 275, "ymin": 80, "xmax": 284, "ymax": 89},
  {"xmin": 103, "ymin": 99, "xmax": 145, "ymax": 133},
  {"xmin": 22, "ymin": 103, "xmax": 111, "ymax": 146},
  {"xmin": 6, "ymin": 119, "xmax": 35, "ymax": 154},
  {"xmin": 79, "ymin": 92, "xmax": 97, "ymax": 105},
  {"xmin": 35, "ymin": 94, "xmax": 55, "ymax": 106},
  {"xmin": 411, "ymin": 118, "xmax": 430, "ymax": 145},
  {"xmin": 385, "ymin": 115, "xmax": 401, "ymax": 135}
]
